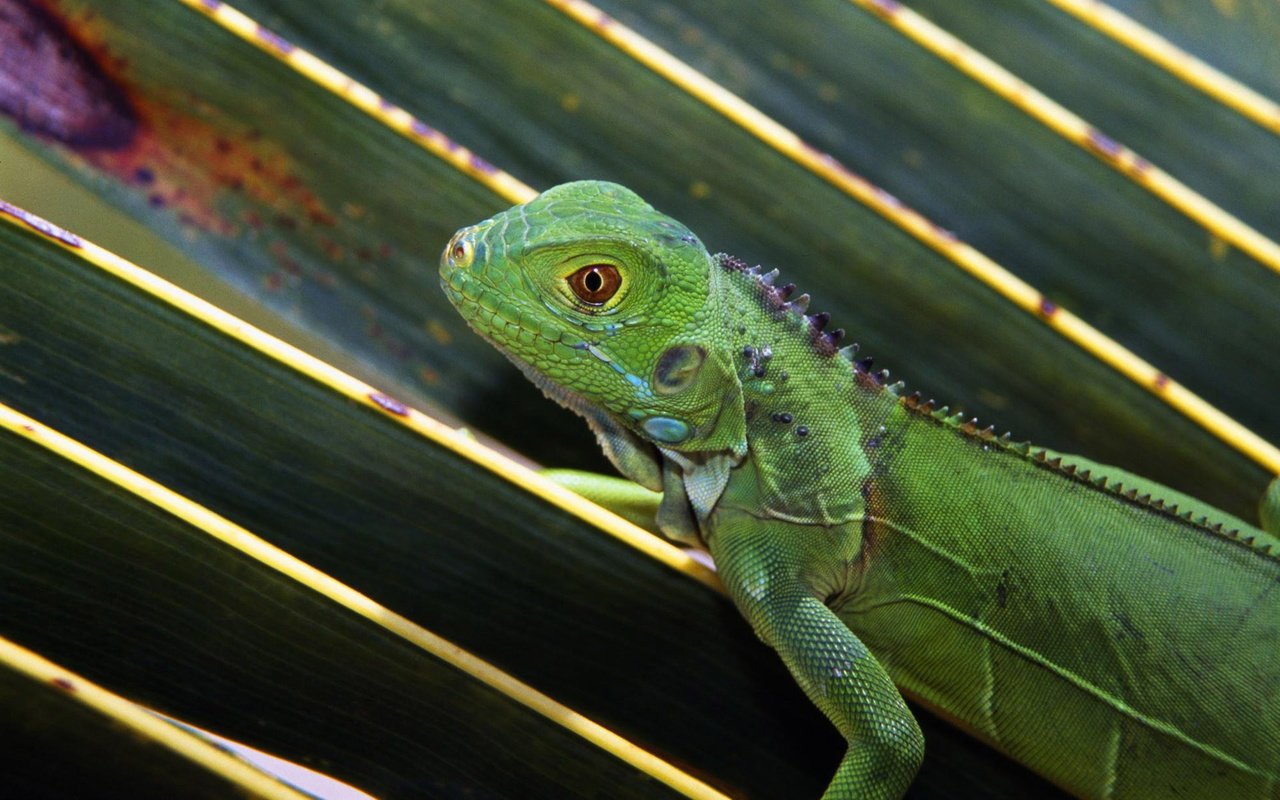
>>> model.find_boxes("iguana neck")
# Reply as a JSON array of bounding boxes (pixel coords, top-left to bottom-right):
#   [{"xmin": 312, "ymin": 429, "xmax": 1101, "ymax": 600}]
[{"xmin": 709, "ymin": 255, "xmax": 896, "ymax": 527}]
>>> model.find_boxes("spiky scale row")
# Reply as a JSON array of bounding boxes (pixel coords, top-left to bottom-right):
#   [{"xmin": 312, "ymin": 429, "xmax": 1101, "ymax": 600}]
[
  {"xmin": 896, "ymin": 386, "xmax": 1274, "ymax": 560},
  {"xmin": 717, "ymin": 252, "xmax": 1273, "ymax": 561},
  {"xmin": 715, "ymin": 253, "xmax": 848, "ymax": 356},
  {"xmin": 1033, "ymin": 448, "xmax": 1261, "ymax": 552},
  {"xmin": 1049, "ymin": 463, "xmax": 1267, "ymax": 559}
]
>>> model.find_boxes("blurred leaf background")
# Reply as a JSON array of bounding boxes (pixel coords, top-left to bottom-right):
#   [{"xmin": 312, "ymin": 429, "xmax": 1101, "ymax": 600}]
[{"xmin": 0, "ymin": 0, "xmax": 1276, "ymax": 797}]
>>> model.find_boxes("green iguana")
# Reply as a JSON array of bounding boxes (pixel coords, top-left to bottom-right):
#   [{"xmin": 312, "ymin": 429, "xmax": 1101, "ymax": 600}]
[{"xmin": 440, "ymin": 180, "xmax": 1280, "ymax": 799}]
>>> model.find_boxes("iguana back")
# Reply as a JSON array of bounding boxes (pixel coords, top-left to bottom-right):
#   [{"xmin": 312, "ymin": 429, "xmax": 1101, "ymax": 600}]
[{"xmin": 849, "ymin": 383, "xmax": 1280, "ymax": 797}]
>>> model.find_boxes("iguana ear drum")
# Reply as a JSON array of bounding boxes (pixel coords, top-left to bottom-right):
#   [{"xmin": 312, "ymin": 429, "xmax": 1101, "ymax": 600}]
[
  {"xmin": 641, "ymin": 415, "xmax": 691, "ymax": 444},
  {"xmin": 653, "ymin": 345, "xmax": 706, "ymax": 395}
]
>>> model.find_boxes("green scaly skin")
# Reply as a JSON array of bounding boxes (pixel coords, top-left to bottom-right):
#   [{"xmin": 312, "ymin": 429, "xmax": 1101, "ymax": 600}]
[{"xmin": 441, "ymin": 181, "xmax": 1280, "ymax": 799}]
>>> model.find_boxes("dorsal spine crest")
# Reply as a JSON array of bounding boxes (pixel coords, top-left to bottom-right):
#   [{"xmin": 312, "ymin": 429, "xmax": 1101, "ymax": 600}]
[
  {"xmin": 895, "ymin": 387, "xmax": 1272, "ymax": 560},
  {"xmin": 712, "ymin": 252, "xmax": 1268, "ymax": 561}
]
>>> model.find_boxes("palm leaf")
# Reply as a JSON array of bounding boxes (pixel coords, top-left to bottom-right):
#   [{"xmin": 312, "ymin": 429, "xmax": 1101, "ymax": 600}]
[{"xmin": 2, "ymin": 0, "xmax": 1276, "ymax": 797}]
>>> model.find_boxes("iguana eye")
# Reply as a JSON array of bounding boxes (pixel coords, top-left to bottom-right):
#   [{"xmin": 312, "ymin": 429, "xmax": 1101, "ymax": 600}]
[
  {"xmin": 566, "ymin": 264, "xmax": 621, "ymax": 306},
  {"xmin": 446, "ymin": 234, "xmax": 474, "ymax": 268}
]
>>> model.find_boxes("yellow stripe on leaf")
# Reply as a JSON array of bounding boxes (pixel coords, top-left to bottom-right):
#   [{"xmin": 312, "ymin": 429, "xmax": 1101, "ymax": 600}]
[
  {"xmin": 172, "ymin": 0, "xmax": 536, "ymax": 205},
  {"xmin": 1040, "ymin": 0, "xmax": 1280, "ymax": 136},
  {"xmin": 842, "ymin": 0, "xmax": 1280, "ymax": 278},
  {"xmin": 0, "ymin": 636, "xmax": 313, "ymax": 800}
]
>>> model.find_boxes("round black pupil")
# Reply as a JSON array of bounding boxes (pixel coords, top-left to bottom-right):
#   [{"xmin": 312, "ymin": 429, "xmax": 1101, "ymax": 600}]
[{"xmin": 584, "ymin": 269, "xmax": 603, "ymax": 293}]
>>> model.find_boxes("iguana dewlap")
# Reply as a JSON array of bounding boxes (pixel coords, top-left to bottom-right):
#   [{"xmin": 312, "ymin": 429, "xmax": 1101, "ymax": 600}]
[{"xmin": 440, "ymin": 180, "xmax": 1280, "ymax": 800}]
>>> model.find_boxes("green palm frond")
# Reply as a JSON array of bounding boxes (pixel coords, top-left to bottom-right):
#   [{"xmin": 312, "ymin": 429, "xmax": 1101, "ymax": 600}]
[{"xmin": 2, "ymin": 0, "xmax": 1276, "ymax": 797}]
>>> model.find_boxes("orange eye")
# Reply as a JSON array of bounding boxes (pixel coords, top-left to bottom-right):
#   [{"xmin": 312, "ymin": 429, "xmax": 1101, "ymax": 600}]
[{"xmin": 566, "ymin": 264, "xmax": 621, "ymax": 306}]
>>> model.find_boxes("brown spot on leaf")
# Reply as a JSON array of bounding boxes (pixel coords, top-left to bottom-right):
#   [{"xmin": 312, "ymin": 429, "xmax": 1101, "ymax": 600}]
[
  {"xmin": 1084, "ymin": 128, "xmax": 1123, "ymax": 161},
  {"xmin": 51, "ymin": 676, "xmax": 75, "ymax": 692},
  {"xmin": 269, "ymin": 240, "xmax": 301, "ymax": 275},
  {"xmin": 868, "ymin": 0, "xmax": 903, "ymax": 18},
  {"xmin": 319, "ymin": 236, "xmax": 345, "ymax": 262},
  {"xmin": 308, "ymin": 209, "xmax": 336, "ymax": 227},
  {"xmin": 0, "ymin": 199, "xmax": 81, "ymax": 246},
  {"xmin": 409, "ymin": 119, "xmax": 436, "ymax": 139},
  {"xmin": 425, "ymin": 319, "xmax": 452, "ymax": 345},
  {"xmin": 468, "ymin": 153, "xmax": 498, "ymax": 175},
  {"xmin": 2, "ymin": 3, "xmax": 349, "ymax": 289},
  {"xmin": 255, "ymin": 24, "xmax": 294, "ymax": 55},
  {"xmin": 369, "ymin": 392, "xmax": 409, "ymax": 416},
  {"xmin": 0, "ymin": 0, "xmax": 137, "ymax": 148}
]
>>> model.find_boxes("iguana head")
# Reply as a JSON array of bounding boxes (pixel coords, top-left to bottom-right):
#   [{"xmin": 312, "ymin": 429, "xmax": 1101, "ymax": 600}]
[{"xmin": 440, "ymin": 181, "xmax": 745, "ymax": 456}]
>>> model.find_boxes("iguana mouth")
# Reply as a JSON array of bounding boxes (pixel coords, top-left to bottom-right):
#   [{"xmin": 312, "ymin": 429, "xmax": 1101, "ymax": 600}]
[{"xmin": 440, "ymin": 258, "xmax": 565, "ymax": 351}]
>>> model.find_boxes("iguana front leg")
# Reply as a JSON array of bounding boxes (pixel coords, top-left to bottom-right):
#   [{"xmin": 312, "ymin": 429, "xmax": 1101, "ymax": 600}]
[
  {"xmin": 540, "ymin": 469, "xmax": 662, "ymax": 533},
  {"xmin": 709, "ymin": 510, "xmax": 924, "ymax": 800},
  {"xmin": 546, "ymin": 466, "xmax": 926, "ymax": 799}
]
